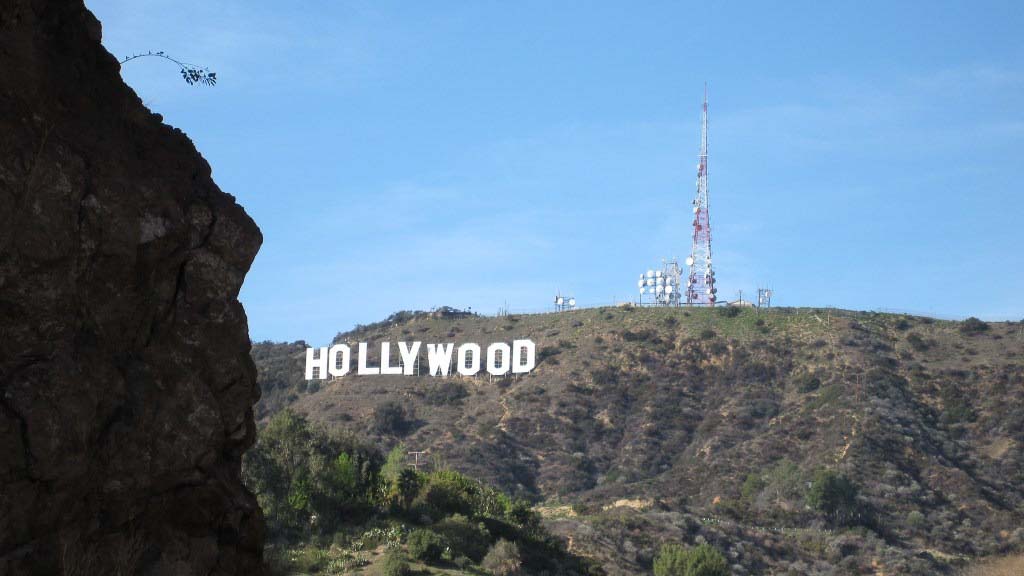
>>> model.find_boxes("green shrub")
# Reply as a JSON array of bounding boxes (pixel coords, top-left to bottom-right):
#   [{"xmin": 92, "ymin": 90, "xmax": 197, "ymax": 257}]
[
  {"xmin": 481, "ymin": 539, "xmax": 521, "ymax": 576},
  {"xmin": 700, "ymin": 329, "xmax": 717, "ymax": 340},
  {"xmin": 414, "ymin": 472, "xmax": 476, "ymax": 519},
  {"xmin": 622, "ymin": 329, "xmax": 659, "ymax": 342},
  {"xmin": 907, "ymin": 510, "xmax": 926, "ymax": 527},
  {"xmin": 290, "ymin": 545, "xmax": 329, "ymax": 573},
  {"xmin": 654, "ymin": 543, "xmax": 687, "ymax": 576},
  {"xmin": 407, "ymin": 528, "xmax": 448, "ymax": 563},
  {"xmin": 740, "ymin": 473, "xmax": 766, "ymax": 503},
  {"xmin": 590, "ymin": 366, "xmax": 620, "ymax": 386},
  {"xmin": 681, "ymin": 543, "xmax": 730, "ymax": 576},
  {"xmin": 794, "ymin": 371, "xmax": 821, "ymax": 393},
  {"xmin": 381, "ymin": 444, "xmax": 406, "ymax": 484},
  {"xmin": 906, "ymin": 332, "xmax": 930, "ymax": 351},
  {"xmin": 378, "ymin": 550, "xmax": 411, "ymax": 576},
  {"xmin": 807, "ymin": 469, "xmax": 862, "ymax": 526},
  {"xmin": 424, "ymin": 380, "xmax": 468, "ymax": 406},
  {"xmin": 502, "ymin": 499, "xmax": 541, "ymax": 533},
  {"xmin": 241, "ymin": 411, "xmax": 380, "ymax": 539},
  {"xmin": 373, "ymin": 401, "xmax": 413, "ymax": 436},
  {"xmin": 942, "ymin": 400, "xmax": 975, "ymax": 424},
  {"xmin": 718, "ymin": 306, "xmax": 741, "ymax": 318},
  {"xmin": 537, "ymin": 345, "xmax": 562, "ymax": 362},
  {"xmin": 434, "ymin": 514, "xmax": 491, "ymax": 562},
  {"xmin": 654, "ymin": 542, "xmax": 729, "ymax": 576},
  {"xmin": 334, "ymin": 452, "xmax": 358, "ymax": 495},
  {"xmin": 396, "ymin": 469, "xmax": 423, "ymax": 509},
  {"xmin": 959, "ymin": 317, "xmax": 990, "ymax": 335}
]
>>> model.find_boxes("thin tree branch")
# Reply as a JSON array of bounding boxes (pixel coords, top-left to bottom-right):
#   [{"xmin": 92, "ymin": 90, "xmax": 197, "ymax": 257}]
[{"xmin": 119, "ymin": 51, "xmax": 217, "ymax": 86}]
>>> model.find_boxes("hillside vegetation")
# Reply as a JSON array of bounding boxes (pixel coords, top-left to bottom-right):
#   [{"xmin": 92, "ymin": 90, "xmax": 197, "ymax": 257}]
[
  {"xmin": 244, "ymin": 410, "xmax": 596, "ymax": 575},
  {"xmin": 252, "ymin": 307, "xmax": 1024, "ymax": 575}
]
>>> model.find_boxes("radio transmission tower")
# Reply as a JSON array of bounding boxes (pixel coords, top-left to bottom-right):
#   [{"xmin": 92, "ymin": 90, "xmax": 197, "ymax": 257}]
[{"xmin": 685, "ymin": 85, "xmax": 717, "ymax": 305}]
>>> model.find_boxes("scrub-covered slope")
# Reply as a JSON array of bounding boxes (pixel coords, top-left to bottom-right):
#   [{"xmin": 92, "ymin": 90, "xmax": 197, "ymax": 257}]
[{"xmin": 253, "ymin": 307, "xmax": 1024, "ymax": 575}]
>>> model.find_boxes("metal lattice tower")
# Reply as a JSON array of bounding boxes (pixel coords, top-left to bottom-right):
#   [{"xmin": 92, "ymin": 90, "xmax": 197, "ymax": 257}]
[
  {"xmin": 637, "ymin": 259, "xmax": 683, "ymax": 306},
  {"xmin": 686, "ymin": 85, "xmax": 717, "ymax": 305}
]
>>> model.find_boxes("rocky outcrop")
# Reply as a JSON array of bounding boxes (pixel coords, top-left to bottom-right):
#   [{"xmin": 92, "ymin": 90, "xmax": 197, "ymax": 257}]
[{"xmin": 0, "ymin": 1, "xmax": 264, "ymax": 574}]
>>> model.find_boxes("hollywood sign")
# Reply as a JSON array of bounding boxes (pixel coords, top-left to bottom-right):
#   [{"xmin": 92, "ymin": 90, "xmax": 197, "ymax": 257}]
[{"xmin": 304, "ymin": 340, "xmax": 536, "ymax": 380}]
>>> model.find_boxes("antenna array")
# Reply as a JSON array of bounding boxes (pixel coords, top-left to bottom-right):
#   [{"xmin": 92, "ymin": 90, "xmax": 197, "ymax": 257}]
[
  {"xmin": 554, "ymin": 292, "xmax": 577, "ymax": 312},
  {"xmin": 685, "ymin": 85, "xmax": 717, "ymax": 306},
  {"xmin": 637, "ymin": 259, "xmax": 684, "ymax": 306}
]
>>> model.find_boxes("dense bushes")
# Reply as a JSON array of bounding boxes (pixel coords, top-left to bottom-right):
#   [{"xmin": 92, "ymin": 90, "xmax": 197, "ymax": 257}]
[
  {"xmin": 808, "ymin": 469, "xmax": 863, "ymax": 526},
  {"xmin": 242, "ymin": 410, "xmax": 381, "ymax": 538},
  {"xmin": 654, "ymin": 543, "xmax": 729, "ymax": 576},
  {"xmin": 590, "ymin": 366, "xmax": 620, "ymax": 386},
  {"xmin": 244, "ymin": 411, "xmax": 588, "ymax": 573},
  {"xmin": 718, "ymin": 306, "xmax": 742, "ymax": 318},
  {"xmin": 959, "ymin": 317, "xmax": 990, "ymax": 336},
  {"xmin": 407, "ymin": 528, "xmax": 447, "ymax": 562},
  {"xmin": 740, "ymin": 459, "xmax": 804, "ymax": 513},
  {"xmin": 906, "ymin": 332, "xmax": 930, "ymax": 351},
  {"xmin": 379, "ymin": 550, "xmax": 411, "ymax": 576},
  {"xmin": 434, "ymin": 514, "xmax": 491, "ymax": 562},
  {"xmin": 373, "ymin": 401, "xmax": 414, "ymax": 436},
  {"xmin": 424, "ymin": 380, "xmax": 468, "ymax": 406},
  {"xmin": 940, "ymin": 384, "xmax": 976, "ymax": 425},
  {"xmin": 794, "ymin": 371, "xmax": 821, "ymax": 393},
  {"xmin": 654, "ymin": 543, "xmax": 687, "ymax": 576},
  {"xmin": 482, "ymin": 539, "xmax": 522, "ymax": 575},
  {"xmin": 537, "ymin": 345, "xmax": 562, "ymax": 364}
]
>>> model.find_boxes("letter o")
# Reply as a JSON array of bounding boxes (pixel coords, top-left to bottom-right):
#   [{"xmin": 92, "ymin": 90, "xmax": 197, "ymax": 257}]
[
  {"xmin": 486, "ymin": 342, "xmax": 511, "ymax": 376},
  {"xmin": 328, "ymin": 344, "xmax": 350, "ymax": 377},
  {"xmin": 512, "ymin": 339, "xmax": 536, "ymax": 374},
  {"xmin": 457, "ymin": 343, "xmax": 481, "ymax": 376}
]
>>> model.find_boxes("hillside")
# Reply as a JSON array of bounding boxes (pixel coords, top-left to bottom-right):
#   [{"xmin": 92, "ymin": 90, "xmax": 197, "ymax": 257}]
[{"xmin": 252, "ymin": 307, "xmax": 1024, "ymax": 575}]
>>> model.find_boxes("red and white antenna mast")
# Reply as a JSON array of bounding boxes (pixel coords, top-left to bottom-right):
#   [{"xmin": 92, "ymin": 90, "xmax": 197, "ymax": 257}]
[{"xmin": 686, "ymin": 84, "xmax": 717, "ymax": 305}]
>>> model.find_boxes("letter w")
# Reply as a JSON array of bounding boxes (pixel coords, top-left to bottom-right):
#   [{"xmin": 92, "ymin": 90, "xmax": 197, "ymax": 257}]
[{"xmin": 426, "ymin": 343, "xmax": 454, "ymax": 377}]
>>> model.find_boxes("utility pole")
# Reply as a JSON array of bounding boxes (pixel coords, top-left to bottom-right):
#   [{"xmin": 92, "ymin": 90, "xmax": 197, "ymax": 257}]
[{"xmin": 408, "ymin": 450, "xmax": 427, "ymax": 472}]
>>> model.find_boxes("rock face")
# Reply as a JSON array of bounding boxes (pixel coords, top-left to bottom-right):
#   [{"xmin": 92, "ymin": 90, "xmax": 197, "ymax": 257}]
[{"xmin": 0, "ymin": 1, "xmax": 264, "ymax": 574}]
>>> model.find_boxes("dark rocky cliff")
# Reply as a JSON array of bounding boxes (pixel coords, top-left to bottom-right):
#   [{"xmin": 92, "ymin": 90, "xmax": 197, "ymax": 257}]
[{"xmin": 0, "ymin": 0, "xmax": 264, "ymax": 574}]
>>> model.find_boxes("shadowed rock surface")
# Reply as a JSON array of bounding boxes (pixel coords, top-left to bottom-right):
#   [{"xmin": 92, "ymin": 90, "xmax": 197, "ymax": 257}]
[{"xmin": 0, "ymin": 0, "xmax": 264, "ymax": 573}]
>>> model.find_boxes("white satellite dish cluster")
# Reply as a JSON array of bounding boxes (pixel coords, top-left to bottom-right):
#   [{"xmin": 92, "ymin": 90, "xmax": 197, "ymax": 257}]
[
  {"xmin": 637, "ymin": 260, "xmax": 684, "ymax": 306},
  {"xmin": 554, "ymin": 292, "xmax": 577, "ymax": 312}
]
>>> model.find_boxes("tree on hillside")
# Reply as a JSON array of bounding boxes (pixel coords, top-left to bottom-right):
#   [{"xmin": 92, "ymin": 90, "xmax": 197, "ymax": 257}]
[
  {"xmin": 381, "ymin": 443, "xmax": 407, "ymax": 484},
  {"xmin": 397, "ymin": 468, "xmax": 423, "ymax": 510},
  {"xmin": 241, "ymin": 410, "xmax": 380, "ymax": 538},
  {"xmin": 808, "ymin": 469, "xmax": 862, "ymax": 526},
  {"xmin": 654, "ymin": 543, "xmax": 688, "ymax": 576}
]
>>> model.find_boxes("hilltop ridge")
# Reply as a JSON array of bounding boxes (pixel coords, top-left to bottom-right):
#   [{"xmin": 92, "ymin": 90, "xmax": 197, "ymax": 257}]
[{"xmin": 252, "ymin": 307, "xmax": 1024, "ymax": 575}]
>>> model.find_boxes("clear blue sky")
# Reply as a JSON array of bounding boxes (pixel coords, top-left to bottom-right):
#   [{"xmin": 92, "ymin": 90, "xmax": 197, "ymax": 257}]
[{"xmin": 89, "ymin": 0, "xmax": 1024, "ymax": 345}]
